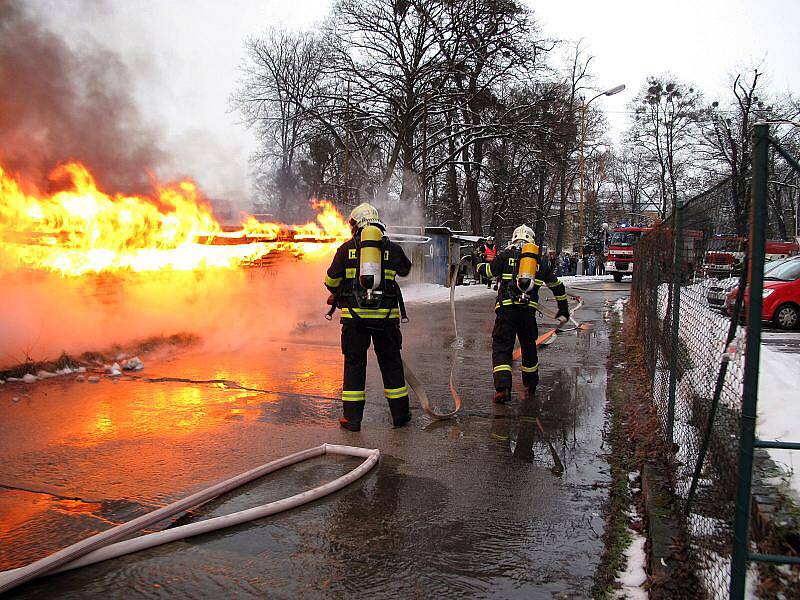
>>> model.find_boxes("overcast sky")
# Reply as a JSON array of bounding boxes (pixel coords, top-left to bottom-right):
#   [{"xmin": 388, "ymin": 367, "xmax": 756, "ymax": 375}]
[{"xmin": 31, "ymin": 0, "xmax": 800, "ymax": 205}]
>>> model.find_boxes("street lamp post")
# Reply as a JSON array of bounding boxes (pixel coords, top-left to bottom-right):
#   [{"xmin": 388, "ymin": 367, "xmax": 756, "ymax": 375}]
[{"xmin": 577, "ymin": 84, "xmax": 626, "ymax": 275}]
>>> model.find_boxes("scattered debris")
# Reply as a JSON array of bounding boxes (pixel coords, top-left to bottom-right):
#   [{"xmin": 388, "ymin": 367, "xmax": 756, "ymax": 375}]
[
  {"xmin": 22, "ymin": 373, "xmax": 37, "ymax": 384},
  {"xmin": 0, "ymin": 333, "xmax": 197, "ymax": 383},
  {"xmin": 87, "ymin": 375, "xmax": 101, "ymax": 383},
  {"xmin": 122, "ymin": 356, "xmax": 144, "ymax": 371},
  {"xmin": 107, "ymin": 363, "xmax": 122, "ymax": 377}
]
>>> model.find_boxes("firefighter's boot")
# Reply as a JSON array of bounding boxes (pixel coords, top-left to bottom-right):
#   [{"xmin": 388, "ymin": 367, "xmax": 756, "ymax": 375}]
[
  {"xmin": 339, "ymin": 417, "xmax": 361, "ymax": 432},
  {"xmin": 493, "ymin": 388, "xmax": 511, "ymax": 404},
  {"xmin": 388, "ymin": 396, "xmax": 411, "ymax": 428},
  {"xmin": 340, "ymin": 398, "xmax": 364, "ymax": 432}
]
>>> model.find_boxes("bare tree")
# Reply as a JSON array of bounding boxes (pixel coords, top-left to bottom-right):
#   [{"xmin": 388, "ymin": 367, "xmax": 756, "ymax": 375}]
[
  {"xmin": 628, "ymin": 76, "xmax": 703, "ymax": 218},
  {"xmin": 234, "ymin": 29, "xmax": 330, "ymax": 218},
  {"xmin": 608, "ymin": 146, "xmax": 655, "ymax": 224}
]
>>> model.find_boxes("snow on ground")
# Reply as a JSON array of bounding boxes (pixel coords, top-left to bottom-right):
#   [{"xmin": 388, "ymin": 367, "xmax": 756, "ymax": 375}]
[
  {"xmin": 614, "ymin": 480, "xmax": 649, "ymax": 599},
  {"xmin": 613, "ymin": 530, "xmax": 648, "ymax": 599},
  {"xmin": 758, "ymin": 345, "xmax": 800, "ymax": 494},
  {"xmin": 655, "ymin": 279, "xmax": 800, "ymax": 498},
  {"xmin": 560, "ymin": 274, "xmax": 615, "ymax": 285},
  {"xmin": 402, "ymin": 283, "xmax": 495, "ymax": 304},
  {"xmin": 402, "ymin": 275, "xmax": 615, "ymax": 305}
]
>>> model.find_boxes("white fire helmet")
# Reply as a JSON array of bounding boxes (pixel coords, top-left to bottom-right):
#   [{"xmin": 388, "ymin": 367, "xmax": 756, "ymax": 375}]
[
  {"xmin": 511, "ymin": 225, "xmax": 535, "ymax": 244},
  {"xmin": 349, "ymin": 202, "xmax": 384, "ymax": 230}
]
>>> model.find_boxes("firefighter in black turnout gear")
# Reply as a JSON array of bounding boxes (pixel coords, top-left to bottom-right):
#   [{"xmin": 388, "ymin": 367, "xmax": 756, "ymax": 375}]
[
  {"xmin": 476, "ymin": 225, "xmax": 570, "ymax": 404},
  {"xmin": 325, "ymin": 203, "xmax": 412, "ymax": 432}
]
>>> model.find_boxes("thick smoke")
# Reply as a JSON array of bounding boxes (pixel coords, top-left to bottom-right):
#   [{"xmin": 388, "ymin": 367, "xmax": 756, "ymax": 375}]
[
  {"xmin": 0, "ymin": 0, "xmax": 164, "ymax": 192},
  {"xmin": 0, "ymin": 0, "xmax": 337, "ymax": 368}
]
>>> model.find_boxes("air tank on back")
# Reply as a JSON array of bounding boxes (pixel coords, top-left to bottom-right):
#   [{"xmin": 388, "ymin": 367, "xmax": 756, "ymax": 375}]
[
  {"xmin": 516, "ymin": 242, "xmax": 540, "ymax": 299},
  {"xmin": 359, "ymin": 225, "xmax": 383, "ymax": 302}
]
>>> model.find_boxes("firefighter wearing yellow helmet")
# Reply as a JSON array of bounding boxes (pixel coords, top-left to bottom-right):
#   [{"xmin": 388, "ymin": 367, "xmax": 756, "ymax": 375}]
[
  {"xmin": 475, "ymin": 225, "xmax": 570, "ymax": 404},
  {"xmin": 324, "ymin": 202, "xmax": 413, "ymax": 431}
]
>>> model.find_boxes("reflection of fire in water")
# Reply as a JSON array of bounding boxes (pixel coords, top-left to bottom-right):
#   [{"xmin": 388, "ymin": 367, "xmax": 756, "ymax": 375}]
[{"xmin": 0, "ymin": 161, "xmax": 350, "ymax": 276}]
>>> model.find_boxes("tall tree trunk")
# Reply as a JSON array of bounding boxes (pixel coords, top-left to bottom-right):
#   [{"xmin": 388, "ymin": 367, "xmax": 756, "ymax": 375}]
[
  {"xmin": 400, "ymin": 114, "xmax": 417, "ymax": 203},
  {"xmin": 555, "ymin": 167, "xmax": 568, "ymax": 254},
  {"xmin": 446, "ymin": 113, "xmax": 460, "ymax": 227},
  {"xmin": 534, "ymin": 167, "xmax": 547, "ymax": 243},
  {"xmin": 467, "ymin": 138, "xmax": 484, "ymax": 234}
]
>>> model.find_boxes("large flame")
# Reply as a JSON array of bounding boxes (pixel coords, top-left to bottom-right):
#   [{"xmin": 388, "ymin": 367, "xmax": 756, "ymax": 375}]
[{"xmin": 0, "ymin": 161, "xmax": 351, "ymax": 275}]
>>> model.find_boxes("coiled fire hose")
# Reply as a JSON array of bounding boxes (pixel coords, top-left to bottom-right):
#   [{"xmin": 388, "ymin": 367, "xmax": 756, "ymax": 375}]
[{"xmin": 0, "ymin": 444, "xmax": 379, "ymax": 594}]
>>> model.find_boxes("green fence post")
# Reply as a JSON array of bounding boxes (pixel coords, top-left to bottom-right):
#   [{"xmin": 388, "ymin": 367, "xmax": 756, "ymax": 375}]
[
  {"xmin": 729, "ymin": 123, "xmax": 769, "ymax": 599},
  {"xmin": 666, "ymin": 201, "xmax": 683, "ymax": 445}
]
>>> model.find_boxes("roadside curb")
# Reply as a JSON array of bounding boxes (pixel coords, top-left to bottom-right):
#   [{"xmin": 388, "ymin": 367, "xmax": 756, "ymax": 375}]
[{"xmin": 641, "ymin": 463, "xmax": 679, "ymax": 583}]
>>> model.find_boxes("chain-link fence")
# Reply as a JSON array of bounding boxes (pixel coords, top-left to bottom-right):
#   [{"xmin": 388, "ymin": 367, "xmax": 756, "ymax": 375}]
[
  {"xmin": 631, "ymin": 178, "xmax": 748, "ymax": 597},
  {"xmin": 630, "ymin": 125, "xmax": 800, "ymax": 599}
]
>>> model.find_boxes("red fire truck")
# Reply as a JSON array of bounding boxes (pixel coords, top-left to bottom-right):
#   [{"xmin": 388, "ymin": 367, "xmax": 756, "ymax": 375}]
[
  {"xmin": 702, "ymin": 235, "xmax": 798, "ymax": 279},
  {"xmin": 606, "ymin": 226, "xmax": 653, "ymax": 282}
]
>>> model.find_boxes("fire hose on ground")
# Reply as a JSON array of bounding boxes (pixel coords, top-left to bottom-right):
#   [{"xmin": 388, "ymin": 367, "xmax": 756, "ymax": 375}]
[{"xmin": 0, "ymin": 444, "xmax": 379, "ymax": 594}]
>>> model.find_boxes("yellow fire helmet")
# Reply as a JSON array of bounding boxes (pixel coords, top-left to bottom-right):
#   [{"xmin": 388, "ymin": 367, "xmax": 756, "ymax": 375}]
[{"xmin": 349, "ymin": 202, "xmax": 384, "ymax": 230}]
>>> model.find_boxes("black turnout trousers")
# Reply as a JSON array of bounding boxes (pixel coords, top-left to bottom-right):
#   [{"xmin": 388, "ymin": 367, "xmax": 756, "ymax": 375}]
[
  {"xmin": 341, "ymin": 320, "xmax": 409, "ymax": 423},
  {"xmin": 491, "ymin": 306, "xmax": 540, "ymax": 391}
]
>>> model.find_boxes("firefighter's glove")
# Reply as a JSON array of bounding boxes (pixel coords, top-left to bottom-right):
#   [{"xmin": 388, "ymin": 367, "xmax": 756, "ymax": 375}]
[
  {"xmin": 555, "ymin": 308, "xmax": 570, "ymax": 325},
  {"xmin": 326, "ymin": 293, "xmax": 336, "ymax": 306}
]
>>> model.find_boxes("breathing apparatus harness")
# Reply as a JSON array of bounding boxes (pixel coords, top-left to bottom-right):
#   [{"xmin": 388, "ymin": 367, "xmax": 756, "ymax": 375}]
[
  {"xmin": 498, "ymin": 241, "xmax": 541, "ymax": 307},
  {"xmin": 325, "ymin": 226, "xmax": 408, "ymax": 326}
]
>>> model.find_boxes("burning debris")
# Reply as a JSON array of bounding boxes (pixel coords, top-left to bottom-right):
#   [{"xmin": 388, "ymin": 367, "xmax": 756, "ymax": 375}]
[{"xmin": 0, "ymin": 161, "xmax": 350, "ymax": 276}]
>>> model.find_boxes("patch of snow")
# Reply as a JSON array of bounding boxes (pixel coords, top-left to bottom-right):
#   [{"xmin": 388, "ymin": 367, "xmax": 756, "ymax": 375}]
[
  {"xmin": 55, "ymin": 367, "xmax": 74, "ymax": 375},
  {"xmin": 613, "ymin": 529, "xmax": 648, "ymax": 599},
  {"xmin": 36, "ymin": 370, "xmax": 57, "ymax": 379},
  {"xmin": 107, "ymin": 362, "xmax": 122, "ymax": 377},
  {"xmin": 758, "ymin": 345, "xmax": 800, "ymax": 496},
  {"xmin": 614, "ymin": 494, "xmax": 648, "ymax": 599},
  {"xmin": 656, "ymin": 278, "xmax": 800, "ymax": 498},
  {"xmin": 612, "ymin": 298, "xmax": 627, "ymax": 314},
  {"xmin": 75, "ymin": 374, "xmax": 85, "ymax": 382},
  {"xmin": 76, "ymin": 366, "xmax": 86, "ymax": 373},
  {"xmin": 560, "ymin": 274, "xmax": 615, "ymax": 284},
  {"xmin": 402, "ymin": 283, "xmax": 495, "ymax": 304},
  {"xmin": 6, "ymin": 377, "xmax": 23, "ymax": 382},
  {"xmin": 22, "ymin": 373, "xmax": 38, "ymax": 384},
  {"xmin": 87, "ymin": 375, "xmax": 101, "ymax": 383}
]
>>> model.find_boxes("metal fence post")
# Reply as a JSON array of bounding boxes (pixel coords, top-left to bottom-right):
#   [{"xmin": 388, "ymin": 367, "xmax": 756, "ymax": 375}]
[
  {"xmin": 666, "ymin": 201, "xmax": 683, "ymax": 445},
  {"xmin": 729, "ymin": 123, "xmax": 769, "ymax": 599}
]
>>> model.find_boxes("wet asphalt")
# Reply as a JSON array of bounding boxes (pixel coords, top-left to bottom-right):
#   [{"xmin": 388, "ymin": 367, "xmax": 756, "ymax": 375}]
[{"xmin": 0, "ymin": 279, "xmax": 630, "ymax": 599}]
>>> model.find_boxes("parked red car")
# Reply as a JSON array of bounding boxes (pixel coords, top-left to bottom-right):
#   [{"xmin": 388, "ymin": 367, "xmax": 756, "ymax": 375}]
[{"xmin": 725, "ymin": 256, "xmax": 800, "ymax": 329}]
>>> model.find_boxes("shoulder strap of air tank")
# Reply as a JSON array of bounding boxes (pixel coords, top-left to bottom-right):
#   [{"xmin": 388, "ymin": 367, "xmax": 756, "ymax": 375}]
[
  {"xmin": 511, "ymin": 246, "xmax": 522, "ymax": 279},
  {"xmin": 382, "ymin": 235, "xmax": 407, "ymax": 322}
]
